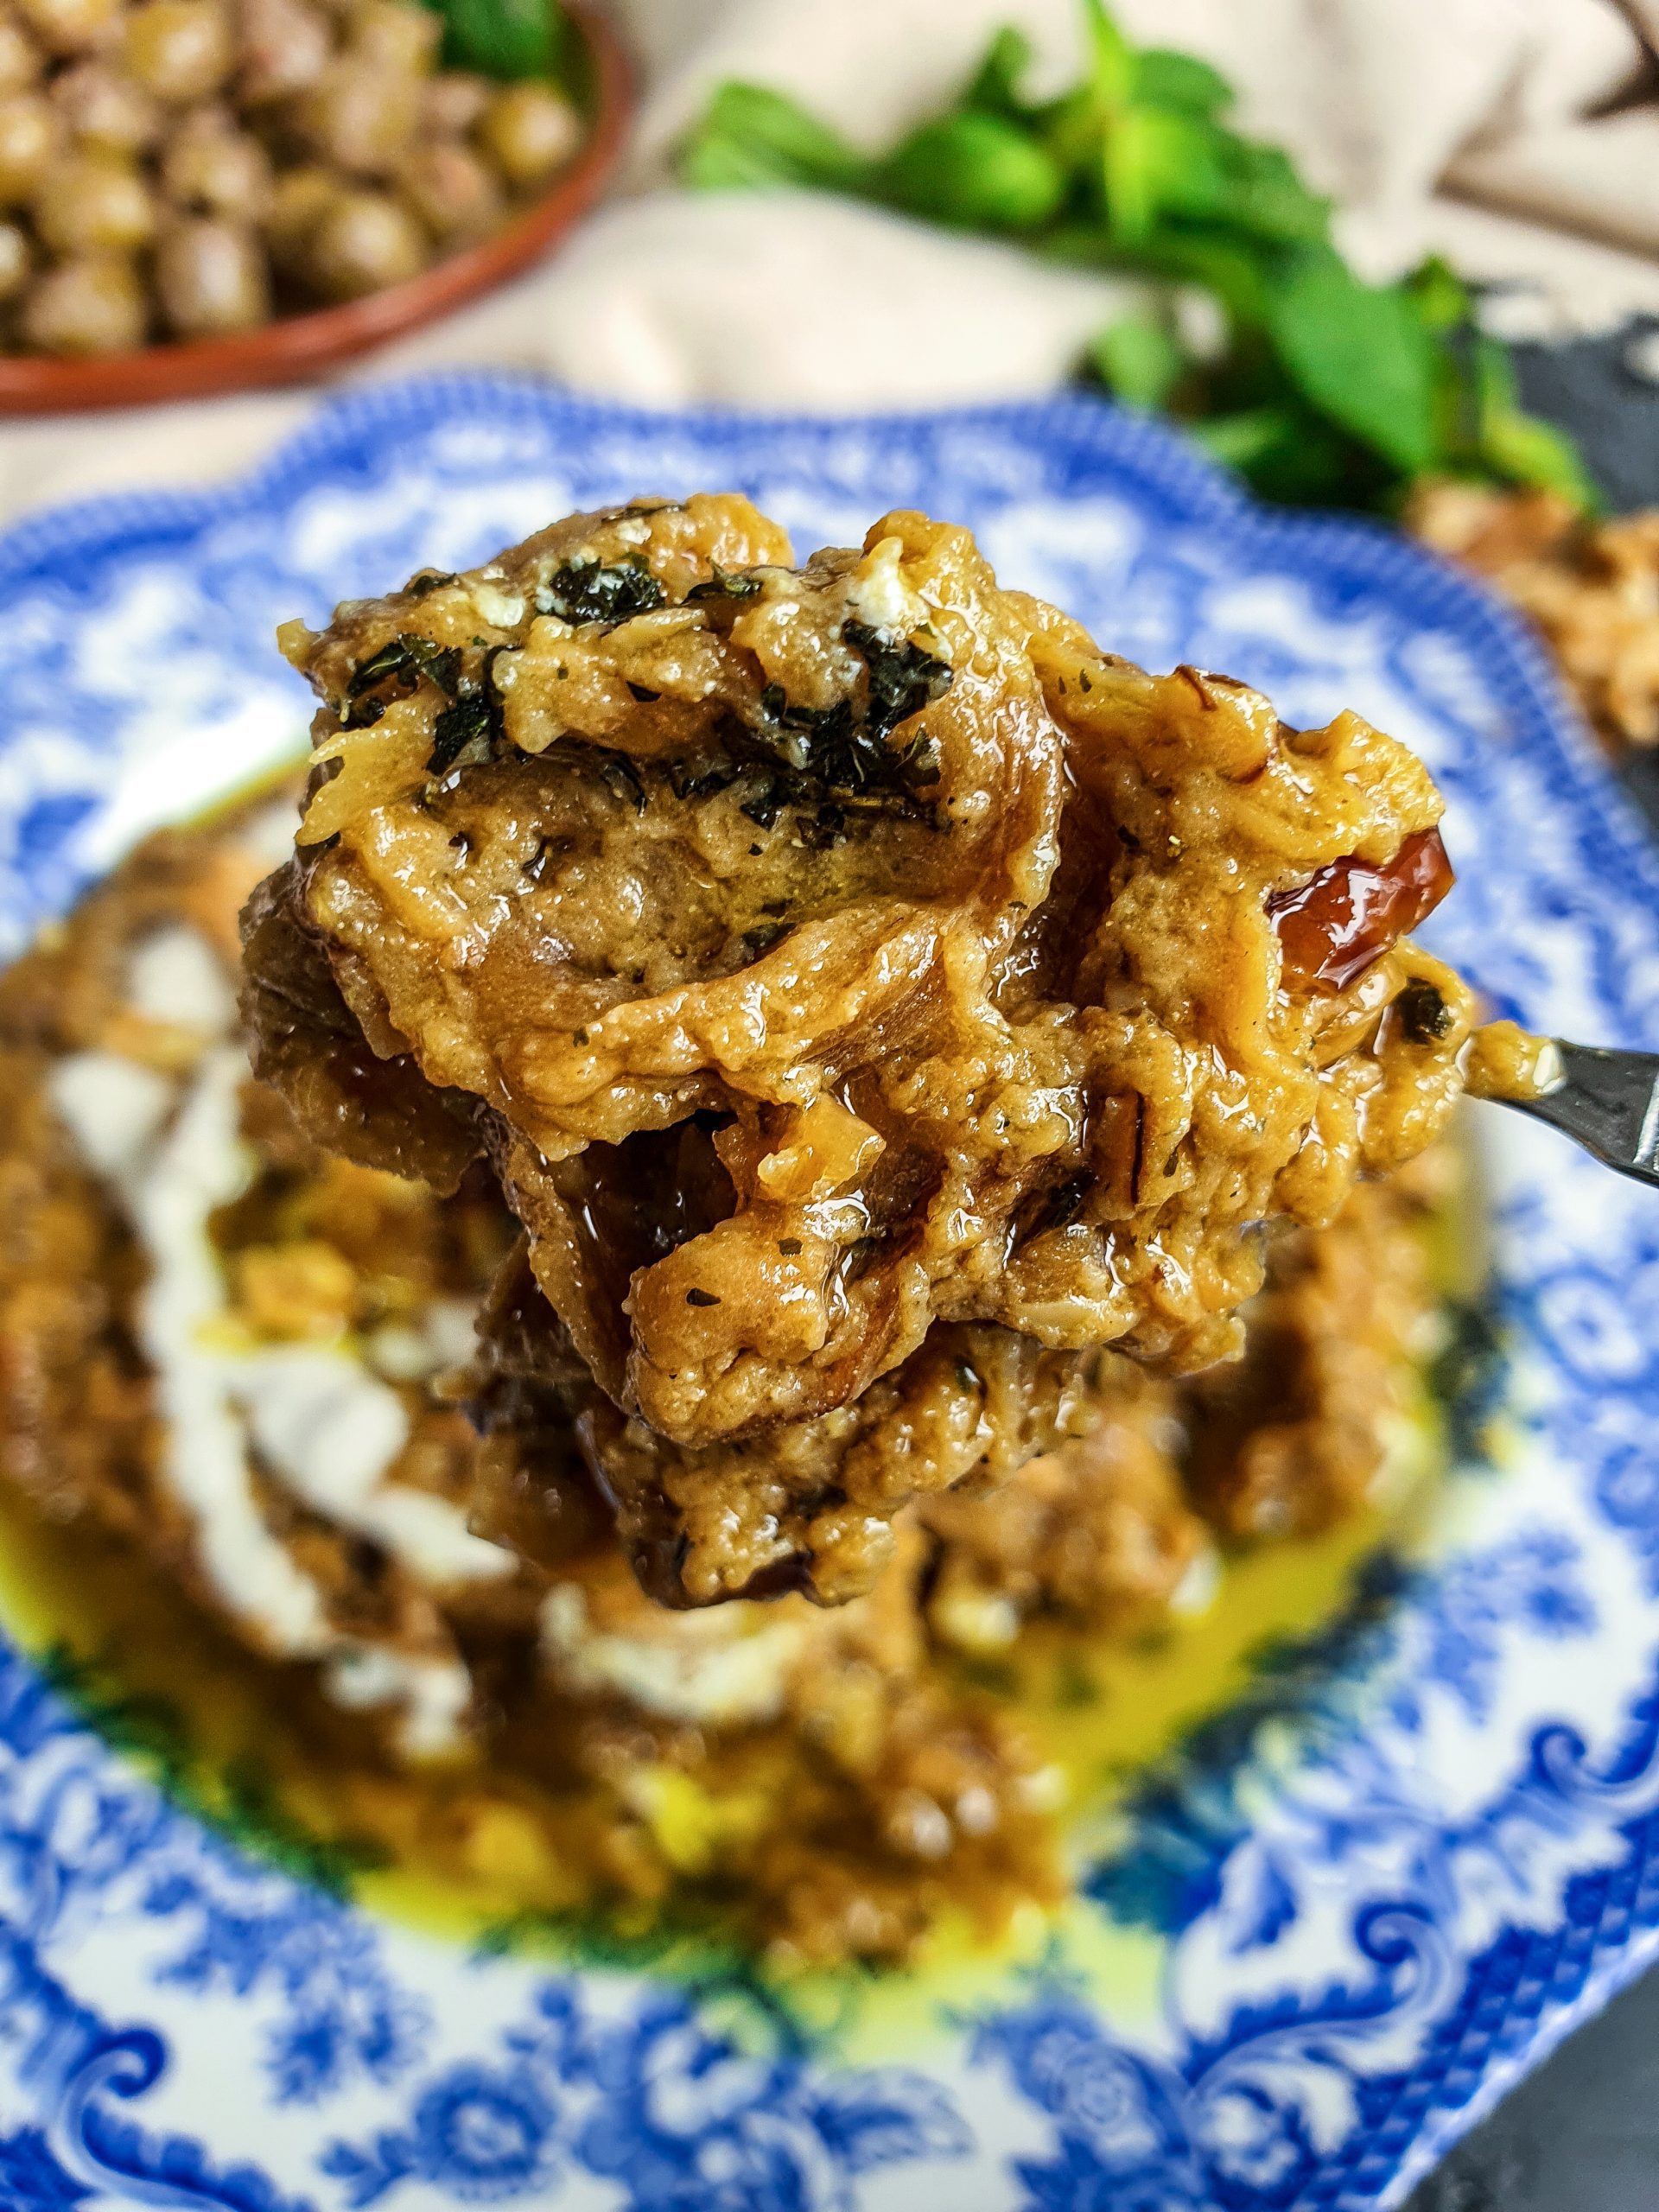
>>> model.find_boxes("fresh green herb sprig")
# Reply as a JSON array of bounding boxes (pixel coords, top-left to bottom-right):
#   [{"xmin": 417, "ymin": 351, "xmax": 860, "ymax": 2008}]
[
  {"xmin": 679, "ymin": 2, "xmax": 1599, "ymax": 515},
  {"xmin": 418, "ymin": 0, "xmax": 580, "ymax": 86}
]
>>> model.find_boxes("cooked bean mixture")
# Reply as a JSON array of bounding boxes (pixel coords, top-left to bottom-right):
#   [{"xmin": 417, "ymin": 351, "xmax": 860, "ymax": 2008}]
[
  {"xmin": 243, "ymin": 496, "xmax": 1501, "ymax": 1605},
  {"xmin": 0, "ymin": 0, "xmax": 583, "ymax": 356},
  {"xmin": 0, "ymin": 801, "xmax": 1452, "ymax": 1967}
]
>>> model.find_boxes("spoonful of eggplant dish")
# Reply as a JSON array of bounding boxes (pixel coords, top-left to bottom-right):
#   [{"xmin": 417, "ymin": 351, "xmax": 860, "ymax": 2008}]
[{"xmin": 238, "ymin": 494, "xmax": 1623, "ymax": 1609}]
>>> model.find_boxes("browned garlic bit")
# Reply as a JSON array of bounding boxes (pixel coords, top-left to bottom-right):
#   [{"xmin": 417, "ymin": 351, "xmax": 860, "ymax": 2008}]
[{"xmin": 1461, "ymin": 1017, "xmax": 1561, "ymax": 1103}]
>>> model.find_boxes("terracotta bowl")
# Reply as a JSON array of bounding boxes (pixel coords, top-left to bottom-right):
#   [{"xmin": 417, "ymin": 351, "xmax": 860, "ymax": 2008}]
[{"xmin": 0, "ymin": 0, "xmax": 631, "ymax": 416}]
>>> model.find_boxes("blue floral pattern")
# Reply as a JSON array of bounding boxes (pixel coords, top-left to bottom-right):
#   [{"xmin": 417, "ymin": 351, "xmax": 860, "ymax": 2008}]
[
  {"xmin": 0, "ymin": 378, "xmax": 1654, "ymax": 2207},
  {"xmin": 321, "ymin": 1986, "xmax": 971, "ymax": 2212}
]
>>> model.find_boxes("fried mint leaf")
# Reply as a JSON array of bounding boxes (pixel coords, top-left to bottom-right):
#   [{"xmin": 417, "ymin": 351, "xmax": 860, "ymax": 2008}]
[
  {"xmin": 541, "ymin": 555, "xmax": 667, "ymax": 625},
  {"xmin": 345, "ymin": 632, "xmax": 465, "ymax": 726},
  {"xmin": 428, "ymin": 696, "xmax": 494, "ymax": 773},
  {"xmin": 687, "ymin": 566, "xmax": 765, "ymax": 603},
  {"xmin": 842, "ymin": 621, "xmax": 954, "ymax": 741}
]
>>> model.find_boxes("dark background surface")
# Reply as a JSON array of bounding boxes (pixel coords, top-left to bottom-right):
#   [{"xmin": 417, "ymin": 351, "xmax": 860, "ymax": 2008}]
[
  {"xmin": 1513, "ymin": 320, "xmax": 1659, "ymax": 515},
  {"xmin": 1402, "ymin": 317, "xmax": 1659, "ymax": 2209},
  {"xmin": 1404, "ymin": 1963, "xmax": 1659, "ymax": 2210}
]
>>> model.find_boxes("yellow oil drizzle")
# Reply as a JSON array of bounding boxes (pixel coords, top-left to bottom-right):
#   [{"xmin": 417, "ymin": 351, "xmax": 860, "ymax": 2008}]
[
  {"xmin": 781, "ymin": 1449, "xmax": 1440, "ymax": 2058},
  {"xmin": 0, "ymin": 1421, "xmax": 1437, "ymax": 2058}
]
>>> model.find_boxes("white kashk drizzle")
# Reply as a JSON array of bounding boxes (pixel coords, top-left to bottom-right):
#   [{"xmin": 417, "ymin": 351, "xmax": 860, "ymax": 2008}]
[
  {"xmin": 322, "ymin": 1643, "xmax": 474, "ymax": 1762},
  {"xmin": 49, "ymin": 1051, "xmax": 173, "ymax": 1183},
  {"xmin": 126, "ymin": 925, "xmax": 238, "ymax": 1033},
  {"xmin": 125, "ymin": 1045, "xmax": 337, "ymax": 1656},
  {"xmin": 231, "ymin": 1344, "xmax": 513, "ymax": 1587},
  {"xmin": 847, "ymin": 534, "xmax": 930, "ymax": 639},
  {"xmin": 540, "ymin": 1581, "xmax": 811, "ymax": 1728},
  {"xmin": 48, "ymin": 930, "xmax": 516, "ymax": 1756},
  {"xmin": 365, "ymin": 1296, "xmax": 482, "ymax": 1383}
]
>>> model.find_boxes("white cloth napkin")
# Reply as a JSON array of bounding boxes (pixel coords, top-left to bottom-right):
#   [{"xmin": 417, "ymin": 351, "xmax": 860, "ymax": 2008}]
[{"xmin": 2, "ymin": 0, "xmax": 1657, "ymax": 522}]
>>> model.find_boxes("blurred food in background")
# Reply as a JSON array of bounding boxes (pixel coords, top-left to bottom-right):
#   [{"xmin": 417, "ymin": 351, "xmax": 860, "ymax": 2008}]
[
  {"xmin": 1409, "ymin": 480, "xmax": 1659, "ymax": 755},
  {"xmin": 0, "ymin": 789, "xmax": 1465, "ymax": 1966},
  {"xmin": 0, "ymin": 0, "xmax": 587, "ymax": 355}
]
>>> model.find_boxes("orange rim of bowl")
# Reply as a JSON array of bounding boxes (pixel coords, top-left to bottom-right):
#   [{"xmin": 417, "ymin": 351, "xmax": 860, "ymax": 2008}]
[{"xmin": 0, "ymin": 0, "xmax": 632, "ymax": 416}]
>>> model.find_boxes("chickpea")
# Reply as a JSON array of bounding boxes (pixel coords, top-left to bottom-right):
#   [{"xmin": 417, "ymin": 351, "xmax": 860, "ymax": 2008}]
[
  {"xmin": 52, "ymin": 60, "xmax": 160, "ymax": 154},
  {"xmin": 161, "ymin": 105, "xmax": 270, "ymax": 217},
  {"xmin": 34, "ymin": 149, "xmax": 155, "ymax": 252},
  {"xmin": 420, "ymin": 68, "xmax": 487, "ymax": 138},
  {"xmin": 14, "ymin": 0, "xmax": 118, "ymax": 56},
  {"xmin": 0, "ymin": 16, "xmax": 42, "ymax": 92},
  {"xmin": 0, "ymin": 92, "xmax": 56, "ymax": 205},
  {"xmin": 293, "ymin": 54, "xmax": 419, "ymax": 176},
  {"xmin": 155, "ymin": 213, "xmax": 267, "ymax": 333},
  {"xmin": 22, "ymin": 249, "xmax": 143, "ymax": 351},
  {"xmin": 477, "ymin": 81, "xmax": 580, "ymax": 193},
  {"xmin": 234, "ymin": 0, "xmax": 330, "ymax": 105},
  {"xmin": 262, "ymin": 157, "xmax": 332, "ymax": 270},
  {"xmin": 302, "ymin": 183, "xmax": 423, "ymax": 299},
  {"xmin": 397, "ymin": 138, "xmax": 499, "ymax": 242},
  {"xmin": 123, "ymin": 0, "xmax": 232, "ymax": 103},
  {"xmin": 345, "ymin": 0, "xmax": 437, "ymax": 74},
  {"xmin": 0, "ymin": 216, "xmax": 29, "ymax": 296}
]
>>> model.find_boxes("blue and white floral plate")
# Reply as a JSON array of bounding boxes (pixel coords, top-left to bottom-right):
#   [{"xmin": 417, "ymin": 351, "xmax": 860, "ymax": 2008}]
[{"xmin": 1, "ymin": 376, "xmax": 1656, "ymax": 2212}]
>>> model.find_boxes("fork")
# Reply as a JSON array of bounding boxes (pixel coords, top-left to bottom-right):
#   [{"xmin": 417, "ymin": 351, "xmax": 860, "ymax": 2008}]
[{"xmin": 1499, "ymin": 1044, "xmax": 1659, "ymax": 1190}]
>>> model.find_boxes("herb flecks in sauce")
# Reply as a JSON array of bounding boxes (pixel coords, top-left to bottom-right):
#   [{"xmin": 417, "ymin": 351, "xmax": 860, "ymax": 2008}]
[{"xmin": 539, "ymin": 556, "xmax": 667, "ymax": 626}]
